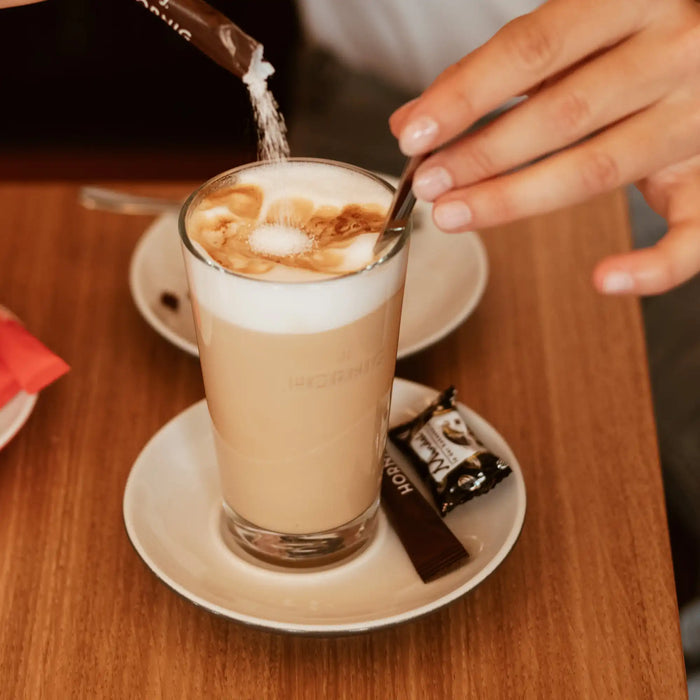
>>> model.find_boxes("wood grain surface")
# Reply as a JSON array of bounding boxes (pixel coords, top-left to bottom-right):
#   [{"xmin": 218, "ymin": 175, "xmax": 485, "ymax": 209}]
[{"xmin": 0, "ymin": 182, "xmax": 687, "ymax": 698}]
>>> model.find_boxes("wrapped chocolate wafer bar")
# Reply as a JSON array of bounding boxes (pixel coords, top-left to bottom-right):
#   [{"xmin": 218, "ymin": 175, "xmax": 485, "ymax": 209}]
[
  {"xmin": 389, "ymin": 387, "xmax": 511, "ymax": 516},
  {"xmin": 381, "ymin": 452, "xmax": 468, "ymax": 582}
]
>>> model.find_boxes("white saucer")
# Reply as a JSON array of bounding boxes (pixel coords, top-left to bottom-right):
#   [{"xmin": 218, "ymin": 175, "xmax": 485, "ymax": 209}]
[
  {"xmin": 0, "ymin": 390, "xmax": 37, "ymax": 450},
  {"xmin": 123, "ymin": 378, "xmax": 526, "ymax": 634},
  {"xmin": 0, "ymin": 306, "xmax": 38, "ymax": 450},
  {"xmin": 128, "ymin": 176, "xmax": 488, "ymax": 359}
]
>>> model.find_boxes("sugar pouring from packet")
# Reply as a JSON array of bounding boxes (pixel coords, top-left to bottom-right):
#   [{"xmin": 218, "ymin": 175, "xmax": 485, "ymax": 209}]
[
  {"xmin": 132, "ymin": 0, "xmax": 289, "ymax": 161},
  {"xmin": 131, "ymin": 0, "xmax": 257, "ymax": 78}
]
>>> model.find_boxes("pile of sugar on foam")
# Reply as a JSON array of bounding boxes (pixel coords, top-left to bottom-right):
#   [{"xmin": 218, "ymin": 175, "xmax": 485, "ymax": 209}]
[{"xmin": 248, "ymin": 224, "xmax": 312, "ymax": 258}]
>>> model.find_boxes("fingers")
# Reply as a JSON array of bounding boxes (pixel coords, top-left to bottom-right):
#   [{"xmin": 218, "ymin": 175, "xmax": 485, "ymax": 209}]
[
  {"xmin": 593, "ymin": 220, "xmax": 700, "ymax": 294},
  {"xmin": 638, "ymin": 153, "xmax": 700, "ymax": 217},
  {"xmin": 390, "ymin": 99, "xmax": 419, "ymax": 128},
  {"xmin": 390, "ymin": 0, "xmax": 651, "ymax": 154},
  {"xmin": 412, "ymin": 30, "xmax": 673, "ymax": 202},
  {"xmin": 428, "ymin": 96, "xmax": 700, "ymax": 232},
  {"xmin": 608, "ymin": 154, "xmax": 700, "ymax": 294}
]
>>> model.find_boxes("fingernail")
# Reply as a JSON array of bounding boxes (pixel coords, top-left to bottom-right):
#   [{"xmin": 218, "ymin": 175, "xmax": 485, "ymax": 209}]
[
  {"xmin": 601, "ymin": 270, "xmax": 635, "ymax": 294},
  {"xmin": 399, "ymin": 116, "xmax": 439, "ymax": 155},
  {"xmin": 413, "ymin": 166, "xmax": 453, "ymax": 201},
  {"xmin": 434, "ymin": 201, "xmax": 472, "ymax": 230}
]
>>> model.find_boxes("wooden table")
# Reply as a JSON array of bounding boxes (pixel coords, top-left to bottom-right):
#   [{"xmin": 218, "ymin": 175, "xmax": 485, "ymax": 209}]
[{"xmin": 0, "ymin": 178, "xmax": 687, "ymax": 698}]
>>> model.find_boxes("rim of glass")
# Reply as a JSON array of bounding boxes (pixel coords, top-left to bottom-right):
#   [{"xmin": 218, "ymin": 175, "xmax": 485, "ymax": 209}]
[{"xmin": 178, "ymin": 157, "xmax": 411, "ymax": 285}]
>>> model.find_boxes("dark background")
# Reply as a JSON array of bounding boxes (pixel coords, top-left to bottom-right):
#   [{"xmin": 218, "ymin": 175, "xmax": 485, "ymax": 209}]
[{"xmin": 0, "ymin": 0, "xmax": 300, "ymax": 172}]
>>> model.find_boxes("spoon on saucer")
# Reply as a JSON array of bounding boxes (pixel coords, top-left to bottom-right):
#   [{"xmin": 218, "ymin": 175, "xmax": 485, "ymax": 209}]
[{"xmin": 79, "ymin": 186, "xmax": 182, "ymax": 215}]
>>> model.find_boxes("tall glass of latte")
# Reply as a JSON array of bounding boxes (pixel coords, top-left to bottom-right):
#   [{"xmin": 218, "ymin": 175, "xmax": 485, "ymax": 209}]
[{"xmin": 179, "ymin": 159, "xmax": 410, "ymax": 566}]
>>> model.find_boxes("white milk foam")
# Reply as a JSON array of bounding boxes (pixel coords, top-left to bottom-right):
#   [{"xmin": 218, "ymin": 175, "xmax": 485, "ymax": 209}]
[
  {"xmin": 185, "ymin": 162, "xmax": 406, "ymax": 336},
  {"xmin": 234, "ymin": 161, "xmax": 392, "ymax": 212}
]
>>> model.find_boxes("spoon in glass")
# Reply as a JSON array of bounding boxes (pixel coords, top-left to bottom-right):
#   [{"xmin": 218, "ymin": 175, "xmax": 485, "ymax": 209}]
[{"xmin": 373, "ymin": 155, "xmax": 426, "ymax": 257}]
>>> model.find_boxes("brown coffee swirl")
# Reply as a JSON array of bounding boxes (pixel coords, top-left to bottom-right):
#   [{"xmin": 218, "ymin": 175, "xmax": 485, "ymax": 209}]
[{"xmin": 189, "ymin": 183, "xmax": 386, "ymax": 276}]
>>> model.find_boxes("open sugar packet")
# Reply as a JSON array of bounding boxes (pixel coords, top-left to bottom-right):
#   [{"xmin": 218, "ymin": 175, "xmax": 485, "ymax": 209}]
[{"xmin": 0, "ymin": 308, "xmax": 69, "ymax": 410}]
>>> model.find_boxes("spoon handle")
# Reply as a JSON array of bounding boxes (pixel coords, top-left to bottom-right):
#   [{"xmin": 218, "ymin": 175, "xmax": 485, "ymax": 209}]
[
  {"xmin": 374, "ymin": 155, "xmax": 426, "ymax": 255},
  {"xmin": 79, "ymin": 187, "xmax": 182, "ymax": 216}
]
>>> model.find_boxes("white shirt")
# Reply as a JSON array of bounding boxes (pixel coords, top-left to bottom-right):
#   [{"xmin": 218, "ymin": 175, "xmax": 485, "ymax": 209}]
[{"xmin": 296, "ymin": 0, "xmax": 544, "ymax": 93}]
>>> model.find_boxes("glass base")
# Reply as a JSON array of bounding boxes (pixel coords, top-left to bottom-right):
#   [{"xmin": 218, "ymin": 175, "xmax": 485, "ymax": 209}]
[{"xmin": 221, "ymin": 499, "xmax": 379, "ymax": 568}]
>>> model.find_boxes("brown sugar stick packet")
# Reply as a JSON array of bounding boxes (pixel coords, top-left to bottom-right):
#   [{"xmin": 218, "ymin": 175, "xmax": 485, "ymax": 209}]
[
  {"xmin": 381, "ymin": 452, "xmax": 469, "ymax": 583},
  {"xmin": 131, "ymin": 0, "xmax": 260, "ymax": 79}
]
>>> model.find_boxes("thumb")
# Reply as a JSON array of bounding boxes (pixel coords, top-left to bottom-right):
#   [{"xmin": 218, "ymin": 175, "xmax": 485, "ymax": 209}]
[{"xmin": 593, "ymin": 219, "xmax": 700, "ymax": 295}]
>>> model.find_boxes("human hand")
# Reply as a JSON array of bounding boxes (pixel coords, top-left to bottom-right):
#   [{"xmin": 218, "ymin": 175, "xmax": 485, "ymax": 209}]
[
  {"xmin": 0, "ymin": 0, "xmax": 46, "ymax": 7},
  {"xmin": 390, "ymin": 0, "xmax": 700, "ymax": 295}
]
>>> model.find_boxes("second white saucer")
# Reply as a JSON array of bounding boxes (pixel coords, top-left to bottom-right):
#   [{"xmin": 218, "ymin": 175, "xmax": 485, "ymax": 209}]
[{"xmin": 128, "ymin": 178, "xmax": 488, "ymax": 359}]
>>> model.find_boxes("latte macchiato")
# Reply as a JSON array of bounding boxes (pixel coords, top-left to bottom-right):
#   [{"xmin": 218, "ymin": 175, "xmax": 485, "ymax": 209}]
[{"xmin": 179, "ymin": 159, "xmax": 410, "ymax": 565}]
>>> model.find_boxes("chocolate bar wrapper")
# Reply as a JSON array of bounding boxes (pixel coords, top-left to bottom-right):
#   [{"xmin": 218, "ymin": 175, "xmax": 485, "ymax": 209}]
[
  {"xmin": 381, "ymin": 452, "xmax": 468, "ymax": 582},
  {"xmin": 389, "ymin": 386, "xmax": 511, "ymax": 516}
]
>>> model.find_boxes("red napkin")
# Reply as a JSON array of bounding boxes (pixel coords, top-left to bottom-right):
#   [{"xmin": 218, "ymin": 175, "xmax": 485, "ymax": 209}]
[
  {"xmin": 0, "ymin": 357, "xmax": 21, "ymax": 407},
  {"xmin": 0, "ymin": 318, "xmax": 69, "ymax": 408}
]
